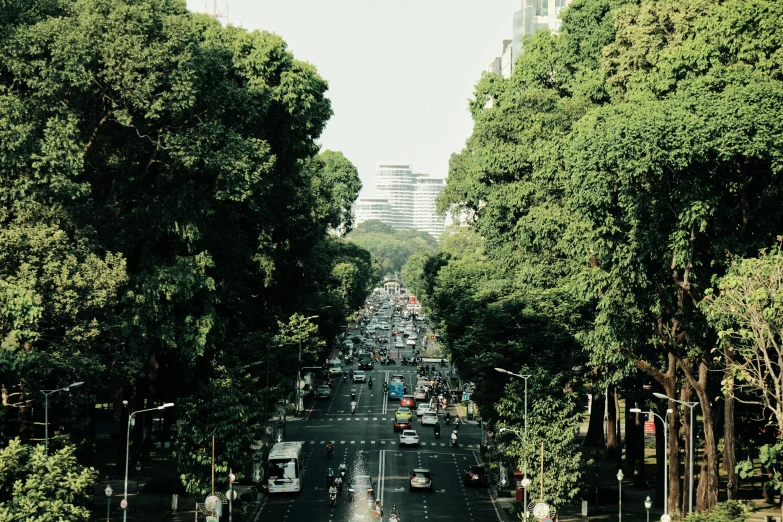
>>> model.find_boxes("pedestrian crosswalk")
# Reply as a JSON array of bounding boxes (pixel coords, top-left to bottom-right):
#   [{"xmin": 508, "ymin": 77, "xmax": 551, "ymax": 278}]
[{"xmin": 307, "ymin": 440, "xmax": 479, "ymax": 448}]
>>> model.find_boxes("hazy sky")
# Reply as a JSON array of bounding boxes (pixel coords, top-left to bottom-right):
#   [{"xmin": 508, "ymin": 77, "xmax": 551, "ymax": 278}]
[{"xmin": 186, "ymin": 1, "xmax": 520, "ymax": 198}]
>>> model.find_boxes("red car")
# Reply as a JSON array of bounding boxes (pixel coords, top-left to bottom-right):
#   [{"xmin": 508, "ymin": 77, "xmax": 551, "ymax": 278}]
[
  {"xmin": 392, "ymin": 329, "xmax": 401, "ymax": 335},
  {"xmin": 400, "ymin": 395, "xmax": 416, "ymax": 408},
  {"xmin": 394, "ymin": 419, "xmax": 412, "ymax": 432}
]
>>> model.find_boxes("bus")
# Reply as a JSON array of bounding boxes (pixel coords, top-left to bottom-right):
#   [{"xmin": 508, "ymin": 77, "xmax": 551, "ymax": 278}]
[
  {"xmin": 267, "ymin": 441, "xmax": 305, "ymax": 493},
  {"xmin": 388, "ymin": 381, "xmax": 404, "ymax": 400}
]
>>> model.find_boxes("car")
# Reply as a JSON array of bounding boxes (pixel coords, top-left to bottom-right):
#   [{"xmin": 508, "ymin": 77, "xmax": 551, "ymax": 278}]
[
  {"xmin": 421, "ymin": 411, "xmax": 438, "ymax": 426},
  {"xmin": 394, "ymin": 418, "xmax": 412, "ymax": 432},
  {"xmin": 315, "ymin": 384, "xmax": 332, "ymax": 399},
  {"xmin": 409, "ymin": 333, "xmax": 418, "ymax": 340},
  {"xmin": 413, "ymin": 386, "xmax": 427, "ymax": 401},
  {"xmin": 395, "ymin": 407, "xmax": 412, "ymax": 421},
  {"xmin": 348, "ymin": 475, "xmax": 375, "ymax": 500},
  {"xmin": 416, "ymin": 403, "xmax": 430, "ymax": 416},
  {"xmin": 353, "ymin": 370, "xmax": 367, "ymax": 383},
  {"xmin": 464, "ymin": 466, "xmax": 489, "ymax": 487},
  {"xmin": 400, "ymin": 395, "xmax": 416, "ymax": 408},
  {"xmin": 400, "ymin": 429, "xmax": 420, "ymax": 447},
  {"xmin": 359, "ymin": 356, "xmax": 374, "ymax": 370},
  {"xmin": 394, "ymin": 341, "xmax": 404, "ymax": 349},
  {"xmin": 392, "ymin": 329, "xmax": 401, "ymax": 335},
  {"xmin": 409, "ymin": 469, "xmax": 433, "ymax": 491},
  {"xmin": 406, "ymin": 339, "xmax": 416, "ymax": 346}
]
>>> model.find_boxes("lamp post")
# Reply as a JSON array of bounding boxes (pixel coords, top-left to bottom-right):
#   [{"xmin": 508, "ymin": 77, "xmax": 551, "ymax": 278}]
[
  {"xmin": 40, "ymin": 381, "xmax": 84, "ymax": 457},
  {"xmin": 495, "ymin": 368, "xmax": 532, "ymax": 520},
  {"xmin": 122, "ymin": 401, "xmax": 174, "ymax": 522},
  {"xmin": 105, "ymin": 484, "xmax": 113, "ymax": 522},
  {"xmin": 617, "ymin": 469, "xmax": 624, "ymax": 522},
  {"xmin": 630, "ymin": 407, "xmax": 673, "ymax": 516},
  {"xmin": 653, "ymin": 392, "xmax": 698, "ymax": 513},
  {"xmin": 644, "ymin": 495, "xmax": 652, "ymax": 522}
]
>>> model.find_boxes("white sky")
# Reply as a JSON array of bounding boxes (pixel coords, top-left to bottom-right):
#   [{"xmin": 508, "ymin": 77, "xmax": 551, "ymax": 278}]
[{"xmin": 186, "ymin": 1, "xmax": 520, "ymax": 198}]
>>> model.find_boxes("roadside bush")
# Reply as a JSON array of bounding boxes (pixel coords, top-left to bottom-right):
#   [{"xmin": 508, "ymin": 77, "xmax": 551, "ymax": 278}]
[{"xmin": 682, "ymin": 500, "xmax": 751, "ymax": 522}]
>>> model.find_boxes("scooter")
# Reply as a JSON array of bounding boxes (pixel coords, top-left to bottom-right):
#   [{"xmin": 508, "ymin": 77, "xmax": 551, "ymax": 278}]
[
  {"xmin": 351, "ymin": 402, "xmax": 358, "ymax": 415},
  {"xmin": 329, "ymin": 489, "xmax": 337, "ymax": 506},
  {"xmin": 451, "ymin": 432, "xmax": 458, "ymax": 447}
]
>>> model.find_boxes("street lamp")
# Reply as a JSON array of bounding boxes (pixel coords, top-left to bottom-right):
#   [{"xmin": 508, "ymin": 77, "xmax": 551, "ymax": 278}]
[
  {"xmin": 105, "ymin": 484, "xmax": 113, "ymax": 522},
  {"xmin": 616, "ymin": 469, "xmax": 624, "ymax": 522},
  {"xmin": 644, "ymin": 495, "xmax": 652, "ymax": 522},
  {"xmin": 495, "ymin": 368, "xmax": 532, "ymax": 520},
  {"xmin": 630, "ymin": 407, "xmax": 673, "ymax": 516},
  {"xmin": 122, "ymin": 401, "xmax": 174, "ymax": 522},
  {"xmin": 499, "ymin": 428, "xmax": 530, "ymax": 519},
  {"xmin": 653, "ymin": 392, "xmax": 698, "ymax": 513},
  {"xmin": 40, "ymin": 381, "xmax": 84, "ymax": 457}
]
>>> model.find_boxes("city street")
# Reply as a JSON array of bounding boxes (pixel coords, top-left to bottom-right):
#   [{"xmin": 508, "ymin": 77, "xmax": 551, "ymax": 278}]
[{"xmin": 257, "ymin": 330, "xmax": 500, "ymax": 522}]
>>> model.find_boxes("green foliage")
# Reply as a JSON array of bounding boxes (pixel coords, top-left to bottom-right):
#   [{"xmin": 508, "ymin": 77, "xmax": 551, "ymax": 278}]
[
  {"xmin": 348, "ymin": 220, "xmax": 437, "ymax": 279},
  {"xmin": 0, "ymin": 439, "xmax": 97, "ymax": 521},
  {"xmin": 681, "ymin": 500, "xmax": 751, "ymax": 522},
  {"xmin": 174, "ymin": 375, "xmax": 264, "ymax": 495}
]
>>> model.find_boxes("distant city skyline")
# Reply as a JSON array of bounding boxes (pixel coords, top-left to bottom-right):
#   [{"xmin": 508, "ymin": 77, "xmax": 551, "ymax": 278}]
[
  {"xmin": 354, "ymin": 164, "xmax": 445, "ymax": 239},
  {"xmin": 185, "ymin": 0, "xmax": 521, "ymax": 199}
]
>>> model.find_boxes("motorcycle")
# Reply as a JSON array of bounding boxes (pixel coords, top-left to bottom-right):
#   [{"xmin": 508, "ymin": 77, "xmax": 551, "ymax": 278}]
[
  {"xmin": 327, "ymin": 445, "xmax": 334, "ymax": 458},
  {"xmin": 434, "ymin": 424, "xmax": 441, "ymax": 438},
  {"xmin": 351, "ymin": 402, "xmax": 357, "ymax": 415},
  {"xmin": 450, "ymin": 432, "xmax": 458, "ymax": 447},
  {"xmin": 454, "ymin": 417, "xmax": 461, "ymax": 430},
  {"xmin": 444, "ymin": 413, "xmax": 452, "ymax": 425},
  {"xmin": 329, "ymin": 488, "xmax": 337, "ymax": 506},
  {"xmin": 368, "ymin": 379, "xmax": 373, "ymax": 389},
  {"xmin": 343, "ymin": 374, "xmax": 347, "ymax": 383}
]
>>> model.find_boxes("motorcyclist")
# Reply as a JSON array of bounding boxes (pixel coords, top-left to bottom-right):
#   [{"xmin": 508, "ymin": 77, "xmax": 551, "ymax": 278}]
[
  {"xmin": 351, "ymin": 400, "xmax": 358, "ymax": 414},
  {"xmin": 327, "ymin": 466, "xmax": 335, "ymax": 485},
  {"xmin": 334, "ymin": 474, "xmax": 343, "ymax": 492},
  {"xmin": 368, "ymin": 377, "xmax": 373, "ymax": 388},
  {"xmin": 445, "ymin": 411, "xmax": 451, "ymax": 425},
  {"xmin": 451, "ymin": 430, "xmax": 458, "ymax": 446},
  {"xmin": 434, "ymin": 422, "xmax": 441, "ymax": 437},
  {"xmin": 351, "ymin": 387, "xmax": 357, "ymax": 401},
  {"xmin": 326, "ymin": 441, "xmax": 335, "ymax": 457},
  {"xmin": 343, "ymin": 373, "xmax": 347, "ymax": 383},
  {"xmin": 329, "ymin": 484, "xmax": 338, "ymax": 505},
  {"xmin": 383, "ymin": 381, "xmax": 389, "ymax": 392},
  {"xmin": 339, "ymin": 462, "xmax": 348, "ymax": 477}
]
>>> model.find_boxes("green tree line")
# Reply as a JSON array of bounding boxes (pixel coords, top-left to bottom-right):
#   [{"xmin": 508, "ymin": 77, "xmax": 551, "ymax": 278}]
[
  {"xmin": 0, "ymin": 0, "xmax": 374, "ymax": 514},
  {"xmin": 403, "ymin": 0, "xmax": 783, "ymax": 517}
]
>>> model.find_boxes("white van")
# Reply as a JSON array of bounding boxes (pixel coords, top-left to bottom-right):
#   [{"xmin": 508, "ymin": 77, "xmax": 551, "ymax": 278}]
[{"xmin": 327, "ymin": 358, "xmax": 343, "ymax": 376}]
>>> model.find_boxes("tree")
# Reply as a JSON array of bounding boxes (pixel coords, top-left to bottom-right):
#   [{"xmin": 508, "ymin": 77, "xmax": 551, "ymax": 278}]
[
  {"xmin": 0, "ymin": 439, "xmax": 97, "ymax": 521},
  {"xmin": 705, "ymin": 245, "xmax": 783, "ymax": 513}
]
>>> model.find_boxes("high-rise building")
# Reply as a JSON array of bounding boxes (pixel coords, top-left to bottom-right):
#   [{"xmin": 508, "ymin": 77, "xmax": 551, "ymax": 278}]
[
  {"xmin": 488, "ymin": 0, "xmax": 573, "ymax": 78},
  {"xmin": 376, "ymin": 164, "xmax": 421, "ymax": 231},
  {"xmin": 353, "ymin": 164, "xmax": 446, "ymax": 239},
  {"xmin": 413, "ymin": 177, "xmax": 446, "ymax": 239},
  {"xmin": 354, "ymin": 198, "xmax": 393, "ymax": 226}
]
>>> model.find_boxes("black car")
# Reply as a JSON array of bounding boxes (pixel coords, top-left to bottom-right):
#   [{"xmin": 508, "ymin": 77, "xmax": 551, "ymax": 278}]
[
  {"xmin": 359, "ymin": 355, "xmax": 374, "ymax": 370},
  {"xmin": 464, "ymin": 465, "xmax": 489, "ymax": 487}
]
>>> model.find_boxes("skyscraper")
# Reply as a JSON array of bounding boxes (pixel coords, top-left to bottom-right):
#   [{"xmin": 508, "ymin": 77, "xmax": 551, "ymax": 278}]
[
  {"xmin": 353, "ymin": 164, "xmax": 446, "ymax": 239},
  {"xmin": 413, "ymin": 177, "xmax": 446, "ymax": 239},
  {"xmin": 375, "ymin": 164, "xmax": 421, "ymax": 231}
]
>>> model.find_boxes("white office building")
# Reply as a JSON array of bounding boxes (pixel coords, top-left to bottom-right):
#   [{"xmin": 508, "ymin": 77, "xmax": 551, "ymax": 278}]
[
  {"xmin": 413, "ymin": 177, "xmax": 446, "ymax": 239},
  {"xmin": 354, "ymin": 164, "xmax": 446, "ymax": 239},
  {"xmin": 354, "ymin": 198, "xmax": 394, "ymax": 226}
]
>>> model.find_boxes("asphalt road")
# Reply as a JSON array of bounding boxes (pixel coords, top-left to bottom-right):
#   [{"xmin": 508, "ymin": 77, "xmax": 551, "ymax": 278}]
[{"xmin": 257, "ymin": 325, "xmax": 501, "ymax": 522}]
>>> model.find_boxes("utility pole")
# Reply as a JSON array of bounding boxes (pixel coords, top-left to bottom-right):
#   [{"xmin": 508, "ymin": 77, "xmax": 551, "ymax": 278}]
[{"xmin": 204, "ymin": 0, "xmax": 229, "ymax": 24}]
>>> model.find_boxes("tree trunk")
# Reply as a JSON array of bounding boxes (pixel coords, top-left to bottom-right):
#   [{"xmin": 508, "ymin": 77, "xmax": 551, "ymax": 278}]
[
  {"xmin": 724, "ymin": 347, "xmax": 737, "ymax": 500},
  {"xmin": 654, "ymin": 413, "xmax": 665, "ymax": 509},
  {"xmin": 607, "ymin": 388, "xmax": 619, "ymax": 460},
  {"xmin": 633, "ymin": 406, "xmax": 647, "ymax": 488},
  {"xmin": 584, "ymin": 392, "xmax": 607, "ymax": 448},
  {"xmin": 685, "ymin": 360, "xmax": 719, "ymax": 512},
  {"xmin": 680, "ymin": 384, "xmax": 693, "ymax": 515},
  {"xmin": 625, "ymin": 401, "xmax": 636, "ymax": 473}
]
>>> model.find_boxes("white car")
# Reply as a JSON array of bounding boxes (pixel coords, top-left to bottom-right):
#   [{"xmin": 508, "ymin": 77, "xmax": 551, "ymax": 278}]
[
  {"xmin": 421, "ymin": 412, "xmax": 438, "ymax": 426},
  {"xmin": 400, "ymin": 429, "xmax": 419, "ymax": 447},
  {"xmin": 353, "ymin": 370, "xmax": 367, "ymax": 383},
  {"xmin": 414, "ymin": 387, "xmax": 427, "ymax": 401},
  {"xmin": 416, "ymin": 403, "xmax": 430, "ymax": 416},
  {"xmin": 406, "ymin": 339, "xmax": 416, "ymax": 346},
  {"xmin": 395, "ymin": 341, "xmax": 404, "ymax": 349}
]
